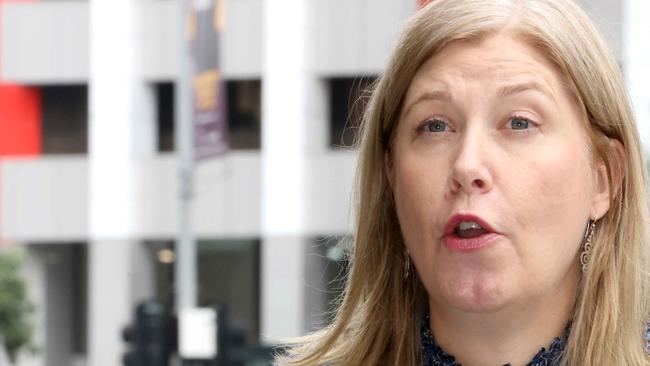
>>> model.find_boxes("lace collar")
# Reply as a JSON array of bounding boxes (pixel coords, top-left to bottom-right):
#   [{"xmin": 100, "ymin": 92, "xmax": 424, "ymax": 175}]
[{"xmin": 420, "ymin": 313, "xmax": 567, "ymax": 366}]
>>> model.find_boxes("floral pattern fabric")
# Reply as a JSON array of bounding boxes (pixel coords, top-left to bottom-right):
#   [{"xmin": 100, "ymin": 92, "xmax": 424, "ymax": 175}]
[{"xmin": 420, "ymin": 313, "xmax": 567, "ymax": 366}]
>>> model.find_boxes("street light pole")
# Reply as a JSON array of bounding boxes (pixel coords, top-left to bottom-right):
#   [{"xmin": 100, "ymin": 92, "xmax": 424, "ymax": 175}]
[{"xmin": 175, "ymin": 0, "xmax": 197, "ymax": 312}]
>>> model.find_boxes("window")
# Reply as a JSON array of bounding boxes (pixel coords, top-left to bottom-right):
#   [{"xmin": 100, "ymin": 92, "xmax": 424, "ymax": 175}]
[
  {"xmin": 150, "ymin": 239, "xmax": 261, "ymax": 341},
  {"xmin": 29, "ymin": 242, "xmax": 88, "ymax": 364},
  {"xmin": 155, "ymin": 80, "xmax": 262, "ymax": 152},
  {"xmin": 227, "ymin": 80, "xmax": 261, "ymax": 150},
  {"xmin": 156, "ymin": 83, "xmax": 175, "ymax": 152},
  {"xmin": 305, "ymin": 237, "xmax": 349, "ymax": 329},
  {"xmin": 329, "ymin": 76, "xmax": 376, "ymax": 148},
  {"xmin": 41, "ymin": 85, "xmax": 88, "ymax": 154}
]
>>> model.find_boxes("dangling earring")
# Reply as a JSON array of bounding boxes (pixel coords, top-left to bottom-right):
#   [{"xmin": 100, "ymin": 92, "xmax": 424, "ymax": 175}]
[
  {"xmin": 580, "ymin": 220, "xmax": 596, "ymax": 273},
  {"xmin": 403, "ymin": 248, "xmax": 411, "ymax": 280}
]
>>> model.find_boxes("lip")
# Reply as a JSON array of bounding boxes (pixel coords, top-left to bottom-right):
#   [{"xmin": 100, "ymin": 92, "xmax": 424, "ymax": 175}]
[
  {"xmin": 442, "ymin": 213, "xmax": 502, "ymax": 252},
  {"xmin": 443, "ymin": 213, "xmax": 498, "ymax": 236}
]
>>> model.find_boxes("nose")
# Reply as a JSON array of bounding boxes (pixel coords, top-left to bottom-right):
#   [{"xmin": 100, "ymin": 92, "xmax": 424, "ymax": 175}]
[{"xmin": 447, "ymin": 131, "xmax": 494, "ymax": 196}]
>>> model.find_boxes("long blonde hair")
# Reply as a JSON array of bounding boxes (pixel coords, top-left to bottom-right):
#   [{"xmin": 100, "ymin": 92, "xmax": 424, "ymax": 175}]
[{"xmin": 279, "ymin": 0, "xmax": 650, "ymax": 364}]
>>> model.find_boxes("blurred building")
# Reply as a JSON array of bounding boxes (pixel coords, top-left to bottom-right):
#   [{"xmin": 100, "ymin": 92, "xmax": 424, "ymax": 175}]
[{"xmin": 0, "ymin": 0, "xmax": 645, "ymax": 365}]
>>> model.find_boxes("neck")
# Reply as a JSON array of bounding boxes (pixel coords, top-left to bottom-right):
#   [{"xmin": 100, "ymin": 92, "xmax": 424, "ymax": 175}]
[{"xmin": 428, "ymin": 273, "xmax": 578, "ymax": 366}]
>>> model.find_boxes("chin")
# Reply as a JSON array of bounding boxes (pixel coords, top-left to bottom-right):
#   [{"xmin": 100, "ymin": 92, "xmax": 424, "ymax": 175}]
[
  {"xmin": 436, "ymin": 271, "xmax": 514, "ymax": 313},
  {"xmin": 445, "ymin": 290, "xmax": 510, "ymax": 313}
]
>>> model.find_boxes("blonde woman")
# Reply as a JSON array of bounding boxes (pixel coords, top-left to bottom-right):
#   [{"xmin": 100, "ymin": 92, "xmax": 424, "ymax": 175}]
[{"xmin": 279, "ymin": 0, "xmax": 650, "ymax": 364}]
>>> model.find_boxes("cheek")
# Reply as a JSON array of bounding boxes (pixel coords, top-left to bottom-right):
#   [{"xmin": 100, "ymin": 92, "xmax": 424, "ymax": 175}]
[
  {"xmin": 391, "ymin": 155, "xmax": 448, "ymax": 253},
  {"xmin": 508, "ymin": 145, "xmax": 592, "ymax": 255},
  {"xmin": 393, "ymin": 163, "xmax": 436, "ymax": 228}
]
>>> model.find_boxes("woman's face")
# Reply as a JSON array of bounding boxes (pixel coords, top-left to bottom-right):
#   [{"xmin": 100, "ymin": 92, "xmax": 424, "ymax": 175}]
[{"xmin": 389, "ymin": 33, "xmax": 611, "ymax": 313}]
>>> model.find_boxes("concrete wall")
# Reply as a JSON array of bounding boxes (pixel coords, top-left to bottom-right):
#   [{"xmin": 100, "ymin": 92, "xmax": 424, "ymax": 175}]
[
  {"xmin": 0, "ymin": 156, "xmax": 88, "ymax": 242},
  {"xmin": 1, "ymin": 0, "xmax": 623, "ymax": 84},
  {"xmin": 0, "ymin": 1, "xmax": 89, "ymax": 84},
  {"xmin": 311, "ymin": 0, "xmax": 415, "ymax": 76},
  {"xmin": 0, "ymin": 151, "xmax": 356, "ymax": 242},
  {"xmin": 1, "ymin": 0, "xmax": 415, "ymax": 83}
]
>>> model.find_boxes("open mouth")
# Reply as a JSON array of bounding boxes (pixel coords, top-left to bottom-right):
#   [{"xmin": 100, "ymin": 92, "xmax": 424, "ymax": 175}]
[
  {"xmin": 454, "ymin": 220, "xmax": 488, "ymax": 238},
  {"xmin": 443, "ymin": 214, "xmax": 500, "ymax": 251}
]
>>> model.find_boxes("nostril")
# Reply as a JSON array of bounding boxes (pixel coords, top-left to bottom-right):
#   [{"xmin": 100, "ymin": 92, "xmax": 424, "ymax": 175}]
[{"xmin": 448, "ymin": 170, "xmax": 492, "ymax": 195}]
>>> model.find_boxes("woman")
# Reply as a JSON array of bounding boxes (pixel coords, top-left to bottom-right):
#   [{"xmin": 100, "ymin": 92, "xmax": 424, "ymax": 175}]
[{"xmin": 279, "ymin": 0, "xmax": 650, "ymax": 364}]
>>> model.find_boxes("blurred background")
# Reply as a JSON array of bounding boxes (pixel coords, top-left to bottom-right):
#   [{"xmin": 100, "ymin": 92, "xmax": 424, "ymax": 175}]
[{"xmin": 0, "ymin": 0, "xmax": 647, "ymax": 365}]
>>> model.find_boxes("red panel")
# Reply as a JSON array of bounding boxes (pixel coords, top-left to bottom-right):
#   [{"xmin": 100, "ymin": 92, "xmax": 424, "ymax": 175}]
[
  {"xmin": 418, "ymin": 0, "xmax": 432, "ymax": 8},
  {"xmin": 0, "ymin": 85, "xmax": 41, "ymax": 156}
]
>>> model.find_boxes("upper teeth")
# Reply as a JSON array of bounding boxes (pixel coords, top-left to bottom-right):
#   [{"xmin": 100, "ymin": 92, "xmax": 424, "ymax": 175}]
[{"xmin": 458, "ymin": 221, "xmax": 483, "ymax": 231}]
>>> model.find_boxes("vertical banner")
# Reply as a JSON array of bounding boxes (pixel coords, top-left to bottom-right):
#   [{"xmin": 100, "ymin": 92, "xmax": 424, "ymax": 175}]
[{"xmin": 188, "ymin": 0, "xmax": 228, "ymax": 160}]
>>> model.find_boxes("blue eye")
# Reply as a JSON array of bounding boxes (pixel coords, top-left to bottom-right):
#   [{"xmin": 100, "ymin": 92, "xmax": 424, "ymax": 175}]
[
  {"xmin": 423, "ymin": 119, "xmax": 449, "ymax": 132},
  {"xmin": 509, "ymin": 117, "xmax": 530, "ymax": 130}
]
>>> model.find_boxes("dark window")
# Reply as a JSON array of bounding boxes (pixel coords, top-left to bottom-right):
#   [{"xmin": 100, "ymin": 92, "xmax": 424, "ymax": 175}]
[
  {"xmin": 30, "ymin": 242, "xmax": 88, "ymax": 363},
  {"xmin": 305, "ymin": 237, "xmax": 349, "ymax": 330},
  {"xmin": 150, "ymin": 239, "xmax": 261, "ymax": 342},
  {"xmin": 156, "ymin": 83, "xmax": 175, "ymax": 152},
  {"xmin": 227, "ymin": 80, "xmax": 261, "ymax": 150},
  {"xmin": 329, "ymin": 76, "xmax": 376, "ymax": 148},
  {"xmin": 41, "ymin": 85, "xmax": 88, "ymax": 154},
  {"xmin": 70, "ymin": 244, "xmax": 87, "ymax": 354},
  {"xmin": 155, "ymin": 80, "xmax": 261, "ymax": 152}
]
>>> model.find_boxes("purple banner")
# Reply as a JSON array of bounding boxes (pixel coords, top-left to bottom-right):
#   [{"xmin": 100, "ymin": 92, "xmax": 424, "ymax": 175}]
[{"xmin": 188, "ymin": 0, "xmax": 228, "ymax": 160}]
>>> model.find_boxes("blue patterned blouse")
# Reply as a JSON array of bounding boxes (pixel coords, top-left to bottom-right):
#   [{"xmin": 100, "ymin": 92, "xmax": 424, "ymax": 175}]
[{"xmin": 420, "ymin": 313, "xmax": 568, "ymax": 366}]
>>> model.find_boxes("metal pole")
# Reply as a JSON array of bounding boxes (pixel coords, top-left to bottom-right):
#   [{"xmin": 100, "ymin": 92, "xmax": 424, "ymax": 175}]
[{"xmin": 175, "ymin": 0, "xmax": 197, "ymax": 312}]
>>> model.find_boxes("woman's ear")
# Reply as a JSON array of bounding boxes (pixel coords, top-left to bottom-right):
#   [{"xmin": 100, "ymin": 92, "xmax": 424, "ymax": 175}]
[{"xmin": 590, "ymin": 138, "xmax": 626, "ymax": 220}]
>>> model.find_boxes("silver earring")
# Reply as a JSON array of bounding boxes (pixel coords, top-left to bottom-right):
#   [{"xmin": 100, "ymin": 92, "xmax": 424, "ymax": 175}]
[
  {"xmin": 580, "ymin": 220, "xmax": 596, "ymax": 273},
  {"xmin": 403, "ymin": 248, "xmax": 411, "ymax": 280}
]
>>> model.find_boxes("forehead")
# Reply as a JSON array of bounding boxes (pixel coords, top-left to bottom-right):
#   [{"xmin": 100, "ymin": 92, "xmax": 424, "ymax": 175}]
[{"xmin": 405, "ymin": 33, "xmax": 568, "ymax": 101}]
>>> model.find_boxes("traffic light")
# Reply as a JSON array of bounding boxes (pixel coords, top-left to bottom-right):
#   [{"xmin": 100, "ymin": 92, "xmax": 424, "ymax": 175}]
[
  {"xmin": 214, "ymin": 306, "xmax": 244, "ymax": 366},
  {"xmin": 122, "ymin": 300, "xmax": 177, "ymax": 366},
  {"xmin": 121, "ymin": 322, "xmax": 143, "ymax": 366},
  {"xmin": 122, "ymin": 301, "xmax": 280, "ymax": 365}
]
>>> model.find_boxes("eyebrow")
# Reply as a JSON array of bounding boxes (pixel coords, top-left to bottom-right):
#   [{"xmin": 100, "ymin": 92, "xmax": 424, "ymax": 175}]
[
  {"xmin": 402, "ymin": 80, "xmax": 555, "ymax": 118},
  {"xmin": 402, "ymin": 89, "xmax": 452, "ymax": 117}
]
